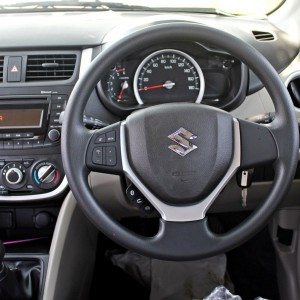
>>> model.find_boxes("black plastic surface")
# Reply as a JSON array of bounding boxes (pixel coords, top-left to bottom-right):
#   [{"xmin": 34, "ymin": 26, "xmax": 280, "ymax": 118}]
[
  {"xmin": 86, "ymin": 123, "xmax": 123, "ymax": 174},
  {"xmin": 239, "ymin": 119, "xmax": 278, "ymax": 169},
  {"xmin": 126, "ymin": 103, "xmax": 233, "ymax": 205}
]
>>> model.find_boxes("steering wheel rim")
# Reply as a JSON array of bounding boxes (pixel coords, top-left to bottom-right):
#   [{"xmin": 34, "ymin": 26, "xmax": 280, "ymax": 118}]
[{"xmin": 62, "ymin": 22, "xmax": 299, "ymax": 260}]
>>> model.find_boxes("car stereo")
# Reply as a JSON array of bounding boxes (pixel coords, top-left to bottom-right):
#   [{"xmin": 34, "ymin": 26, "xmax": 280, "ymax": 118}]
[{"xmin": 0, "ymin": 95, "xmax": 66, "ymax": 150}]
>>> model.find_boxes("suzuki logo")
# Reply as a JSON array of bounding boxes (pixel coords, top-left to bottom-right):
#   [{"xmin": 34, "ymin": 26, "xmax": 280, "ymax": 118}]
[{"xmin": 168, "ymin": 127, "xmax": 197, "ymax": 157}]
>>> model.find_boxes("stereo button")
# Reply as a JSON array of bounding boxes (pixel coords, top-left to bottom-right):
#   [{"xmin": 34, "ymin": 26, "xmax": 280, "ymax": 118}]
[
  {"xmin": 13, "ymin": 141, "xmax": 23, "ymax": 149},
  {"xmin": 12, "ymin": 133, "xmax": 22, "ymax": 138},
  {"xmin": 32, "ymin": 140, "xmax": 43, "ymax": 148},
  {"xmin": 3, "ymin": 133, "xmax": 12, "ymax": 139},
  {"xmin": 52, "ymin": 103, "xmax": 64, "ymax": 110},
  {"xmin": 52, "ymin": 95, "xmax": 68, "ymax": 101},
  {"xmin": 23, "ymin": 141, "xmax": 33, "ymax": 149},
  {"xmin": 4, "ymin": 141, "xmax": 13, "ymax": 150},
  {"xmin": 22, "ymin": 133, "xmax": 34, "ymax": 138}
]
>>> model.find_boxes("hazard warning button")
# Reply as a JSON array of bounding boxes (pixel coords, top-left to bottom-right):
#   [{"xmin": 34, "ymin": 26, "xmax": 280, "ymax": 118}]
[{"xmin": 7, "ymin": 56, "xmax": 22, "ymax": 82}]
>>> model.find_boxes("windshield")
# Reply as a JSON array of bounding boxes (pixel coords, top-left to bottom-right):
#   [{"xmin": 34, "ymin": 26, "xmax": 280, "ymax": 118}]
[{"xmin": 0, "ymin": 0, "xmax": 285, "ymax": 16}]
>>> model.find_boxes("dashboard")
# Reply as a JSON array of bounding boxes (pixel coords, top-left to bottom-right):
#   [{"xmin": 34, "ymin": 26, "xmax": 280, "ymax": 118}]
[
  {"xmin": 0, "ymin": 10, "xmax": 297, "ymax": 230},
  {"xmin": 97, "ymin": 42, "xmax": 246, "ymax": 115}
]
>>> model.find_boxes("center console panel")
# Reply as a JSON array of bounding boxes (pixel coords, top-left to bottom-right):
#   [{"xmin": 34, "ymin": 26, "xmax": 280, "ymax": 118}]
[
  {"xmin": 0, "ymin": 93, "xmax": 67, "ymax": 199},
  {"xmin": 0, "ymin": 50, "xmax": 81, "ymax": 201}
]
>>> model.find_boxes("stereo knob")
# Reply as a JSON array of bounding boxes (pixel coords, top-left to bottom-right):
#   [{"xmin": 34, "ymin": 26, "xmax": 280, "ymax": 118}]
[
  {"xmin": 5, "ymin": 168, "xmax": 23, "ymax": 185},
  {"xmin": 37, "ymin": 165, "xmax": 56, "ymax": 184},
  {"xmin": 48, "ymin": 129, "xmax": 60, "ymax": 142}
]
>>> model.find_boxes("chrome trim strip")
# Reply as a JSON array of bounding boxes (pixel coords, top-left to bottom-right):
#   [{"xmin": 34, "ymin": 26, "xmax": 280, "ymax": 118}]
[
  {"xmin": 121, "ymin": 119, "xmax": 241, "ymax": 222},
  {"xmin": 79, "ymin": 48, "xmax": 93, "ymax": 79},
  {"xmin": 0, "ymin": 177, "xmax": 68, "ymax": 202},
  {"xmin": 0, "ymin": 48, "xmax": 94, "ymax": 201},
  {"xmin": 133, "ymin": 49, "xmax": 205, "ymax": 105}
]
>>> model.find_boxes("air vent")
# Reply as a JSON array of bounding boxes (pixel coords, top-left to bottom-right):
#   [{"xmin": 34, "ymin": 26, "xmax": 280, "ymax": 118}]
[
  {"xmin": 0, "ymin": 56, "xmax": 4, "ymax": 82},
  {"xmin": 252, "ymin": 31, "xmax": 275, "ymax": 41},
  {"xmin": 287, "ymin": 76, "xmax": 300, "ymax": 108},
  {"xmin": 26, "ymin": 54, "xmax": 76, "ymax": 82}
]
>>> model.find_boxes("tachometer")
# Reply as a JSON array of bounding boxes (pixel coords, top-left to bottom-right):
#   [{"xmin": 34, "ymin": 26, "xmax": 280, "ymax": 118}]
[
  {"xmin": 106, "ymin": 64, "xmax": 131, "ymax": 103},
  {"xmin": 133, "ymin": 49, "xmax": 205, "ymax": 104}
]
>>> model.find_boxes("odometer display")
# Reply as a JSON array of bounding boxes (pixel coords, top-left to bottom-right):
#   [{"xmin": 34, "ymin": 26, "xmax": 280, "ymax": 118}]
[{"xmin": 134, "ymin": 49, "xmax": 204, "ymax": 104}]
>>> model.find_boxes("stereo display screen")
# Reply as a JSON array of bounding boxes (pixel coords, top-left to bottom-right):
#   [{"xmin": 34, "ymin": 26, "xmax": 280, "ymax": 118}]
[{"xmin": 0, "ymin": 109, "xmax": 44, "ymax": 129}]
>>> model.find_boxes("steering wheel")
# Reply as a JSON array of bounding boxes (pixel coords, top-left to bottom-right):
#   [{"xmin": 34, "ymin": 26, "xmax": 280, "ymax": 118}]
[{"xmin": 61, "ymin": 23, "xmax": 299, "ymax": 261}]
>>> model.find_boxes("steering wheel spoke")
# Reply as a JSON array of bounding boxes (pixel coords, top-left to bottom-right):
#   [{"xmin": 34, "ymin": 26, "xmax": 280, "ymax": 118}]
[
  {"xmin": 85, "ymin": 122, "xmax": 123, "ymax": 174},
  {"xmin": 238, "ymin": 119, "xmax": 278, "ymax": 169}
]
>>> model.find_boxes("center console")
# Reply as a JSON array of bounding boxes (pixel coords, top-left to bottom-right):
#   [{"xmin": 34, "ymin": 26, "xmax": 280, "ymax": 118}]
[
  {"xmin": 0, "ymin": 94, "xmax": 66, "ymax": 198},
  {"xmin": 0, "ymin": 46, "xmax": 92, "ymax": 298},
  {"xmin": 0, "ymin": 50, "xmax": 82, "ymax": 201}
]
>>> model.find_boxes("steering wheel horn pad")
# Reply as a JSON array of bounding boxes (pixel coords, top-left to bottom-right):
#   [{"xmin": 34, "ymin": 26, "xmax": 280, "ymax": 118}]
[
  {"xmin": 62, "ymin": 22, "xmax": 298, "ymax": 260},
  {"xmin": 125, "ymin": 103, "xmax": 233, "ymax": 205}
]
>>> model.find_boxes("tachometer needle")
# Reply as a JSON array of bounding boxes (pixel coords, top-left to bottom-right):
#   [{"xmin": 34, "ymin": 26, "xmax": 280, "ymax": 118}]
[
  {"xmin": 117, "ymin": 80, "xmax": 129, "ymax": 101},
  {"xmin": 139, "ymin": 81, "xmax": 175, "ymax": 91}
]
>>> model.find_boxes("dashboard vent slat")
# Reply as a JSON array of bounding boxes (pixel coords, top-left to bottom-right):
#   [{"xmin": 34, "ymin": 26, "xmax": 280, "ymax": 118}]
[
  {"xmin": 0, "ymin": 56, "xmax": 4, "ymax": 82},
  {"xmin": 26, "ymin": 54, "xmax": 76, "ymax": 82},
  {"xmin": 252, "ymin": 31, "xmax": 275, "ymax": 41}
]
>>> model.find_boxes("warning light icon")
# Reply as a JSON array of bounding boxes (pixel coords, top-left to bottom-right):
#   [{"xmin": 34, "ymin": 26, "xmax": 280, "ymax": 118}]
[{"xmin": 11, "ymin": 65, "xmax": 18, "ymax": 73}]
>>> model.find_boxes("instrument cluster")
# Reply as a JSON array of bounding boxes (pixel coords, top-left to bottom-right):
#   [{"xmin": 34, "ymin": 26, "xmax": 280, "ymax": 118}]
[{"xmin": 97, "ymin": 42, "xmax": 246, "ymax": 115}]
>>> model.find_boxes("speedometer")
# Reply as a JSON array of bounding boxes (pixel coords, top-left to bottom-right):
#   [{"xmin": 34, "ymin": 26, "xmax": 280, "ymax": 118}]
[{"xmin": 133, "ymin": 49, "xmax": 205, "ymax": 104}]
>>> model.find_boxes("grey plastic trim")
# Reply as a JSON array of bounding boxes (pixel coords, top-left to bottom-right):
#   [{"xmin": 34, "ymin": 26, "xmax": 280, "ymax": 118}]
[
  {"xmin": 133, "ymin": 48, "xmax": 205, "ymax": 105},
  {"xmin": 0, "ymin": 50, "xmax": 80, "ymax": 87},
  {"xmin": 121, "ymin": 118, "xmax": 240, "ymax": 222},
  {"xmin": 43, "ymin": 193, "xmax": 76, "ymax": 300}
]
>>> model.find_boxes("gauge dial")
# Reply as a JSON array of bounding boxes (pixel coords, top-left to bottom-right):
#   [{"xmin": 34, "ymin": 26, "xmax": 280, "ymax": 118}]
[
  {"xmin": 106, "ymin": 65, "xmax": 131, "ymax": 103},
  {"xmin": 134, "ymin": 49, "xmax": 205, "ymax": 104}
]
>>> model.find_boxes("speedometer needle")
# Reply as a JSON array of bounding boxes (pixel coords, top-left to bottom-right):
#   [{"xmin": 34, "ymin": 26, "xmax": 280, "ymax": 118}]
[
  {"xmin": 117, "ymin": 80, "xmax": 129, "ymax": 101},
  {"xmin": 139, "ymin": 81, "xmax": 175, "ymax": 91}
]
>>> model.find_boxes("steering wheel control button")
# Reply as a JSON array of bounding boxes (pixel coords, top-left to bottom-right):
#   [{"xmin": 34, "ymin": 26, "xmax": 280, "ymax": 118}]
[
  {"xmin": 2, "ymin": 162, "xmax": 26, "ymax": 190},
  {"xmin": 106, "ymin": 131, "xmax": 116, "ymax": 143},
  {"xmin": 86, "ymin": 123, "xmax": 122, "ymax": 173},
  {"xmin": 125, "ymin": 184, "xmax": 155, "ymax": 215},
  {"xmin": 92, "ymin": 147, "xmax": 104, "ymax": 165},
  {"xmin": 95, "ymin": 134, "xmax": 106, "ymax": 144},
  {"xmin": 126, "ymin": 184, "xmax": 139, "ymax": 201},
  {"xmin": 105, "ymin": 146, "xmax": 116, "ymax": 166}
]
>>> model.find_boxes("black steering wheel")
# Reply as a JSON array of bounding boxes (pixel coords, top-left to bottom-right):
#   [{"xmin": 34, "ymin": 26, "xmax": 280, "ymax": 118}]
[{"xmin": 61, "ymin": 22, "xmax": 299, "ymax": 261}]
